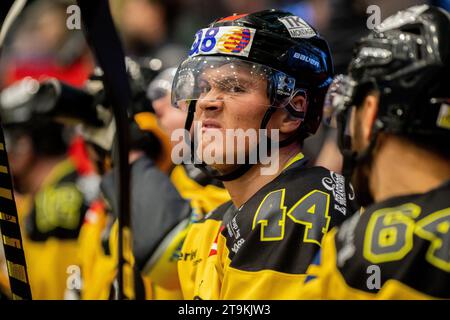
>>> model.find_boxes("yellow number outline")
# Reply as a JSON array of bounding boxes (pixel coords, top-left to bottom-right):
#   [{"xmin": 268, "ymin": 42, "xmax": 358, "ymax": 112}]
[
  {"xmin": 363, "ymin": 203, "xmax": 421, "ymax": 264},
  {"xmin": 252, "ymin": 189, "xmax": 287, "ymax": 242},
  {"xmin": 35, "ymin": 184, "xmax": 83, "ymax": 233},
  {"xmin": 415, "ymin": 208, "xmax": 450, "ymax": 272},
  {"xmin": 286, "ymin": 190, "xmax": 331, "ymax": 246}
]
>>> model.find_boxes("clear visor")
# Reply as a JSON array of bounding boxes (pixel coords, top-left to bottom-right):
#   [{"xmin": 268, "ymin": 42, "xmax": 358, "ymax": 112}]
[
  {"xmin": 171, "ymin": 56, "xmax": 297, "ymax": 112},
  {"xmin": 322, "ymin": 74, "xmax": 357, "ymax": 129},
  {"xmin": 147, "ymin": 67, "xmax": 177, "ymax": 101}
]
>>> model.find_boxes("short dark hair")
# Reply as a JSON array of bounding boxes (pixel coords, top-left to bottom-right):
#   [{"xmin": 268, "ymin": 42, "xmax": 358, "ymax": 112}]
[{"xmin": 356, "ymin": 89, "xmax": 450, "ymax": 160}]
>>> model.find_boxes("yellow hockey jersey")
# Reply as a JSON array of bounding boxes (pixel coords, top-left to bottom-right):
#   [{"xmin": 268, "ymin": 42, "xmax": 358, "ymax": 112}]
[
  {"xmin": 19, "ymin": 158, "xmax": 89, "ymax": 299},
  {"xmin": 143, "ymin": 164, "xmax": 230, "ymax": 299},
  {"xmin": 178, "ymin": 154, "xmax": 356, "ymax": 299},
  {"xmin": 79, "ymin": 162, "xmax": 230, "ymax": 300}
]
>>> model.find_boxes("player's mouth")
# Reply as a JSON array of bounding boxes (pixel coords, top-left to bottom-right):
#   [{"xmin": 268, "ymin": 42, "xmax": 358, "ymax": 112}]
[{"xmin": 201, "ymin": 119, "xmax": 222, "ymax": 132}]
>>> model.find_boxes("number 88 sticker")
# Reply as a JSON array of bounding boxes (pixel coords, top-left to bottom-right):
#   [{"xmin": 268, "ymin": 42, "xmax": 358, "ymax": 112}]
[{"xmin": 189, "ymin": 26, "xmax": 256, "ymax": 58}]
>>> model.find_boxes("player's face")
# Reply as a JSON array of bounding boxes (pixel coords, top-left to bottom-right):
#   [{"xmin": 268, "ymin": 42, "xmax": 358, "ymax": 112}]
[
  {"xmin": 5, "ymin": 130, "xmax": 34, "ymax": 194},
  {"xmin": 193, "ymin": 63, "xmax": 272, "ymax": 172},
  {"xmin": 152, "ymin": 94, "xmax": 186, "ymax": 147}
]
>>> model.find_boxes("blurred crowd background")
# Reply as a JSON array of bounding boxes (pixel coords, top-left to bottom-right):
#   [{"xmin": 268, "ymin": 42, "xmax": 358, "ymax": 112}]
[
  {"xmin": 2, "ymin": 0, "xmax": 449, "ymax": 84},
  {"xmin": 0, "ymin": 0, "xmax": 448, "ymax": 299},
  {"xmin": 1, "ymin": 0, "xmax": 448, "ymax": 168}
]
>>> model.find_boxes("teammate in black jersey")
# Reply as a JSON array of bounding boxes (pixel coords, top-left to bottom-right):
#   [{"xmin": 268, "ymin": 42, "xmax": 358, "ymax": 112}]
[{"xmin": 300, "ymin": 5, "xmax": 450, "ymax": 299}]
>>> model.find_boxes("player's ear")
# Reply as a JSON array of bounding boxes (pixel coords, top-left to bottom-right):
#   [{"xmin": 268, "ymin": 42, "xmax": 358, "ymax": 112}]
[
  {"xmin": 279, "ymin": 94, "xmax": 306, "ymax": 134},
  {"xmin": 361, "ymin": 93, "xmax": 379, "ymax": 143}
]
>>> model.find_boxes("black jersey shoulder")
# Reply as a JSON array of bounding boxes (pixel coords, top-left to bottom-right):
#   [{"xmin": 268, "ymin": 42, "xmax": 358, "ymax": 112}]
[
  {"xmin": 202, "ymin": 200, "xmax": 234, "ymax": 223},
  {"xmin": 334, "ymin": 181, "xmax": 450, "ymax": 298},
  {"xmin": 279, "ymin": 165, "xmax": 355, "ymax": 217},
  {"xmin": 221, "ymin": 163, "xmax": 356, "ymax": 274}
]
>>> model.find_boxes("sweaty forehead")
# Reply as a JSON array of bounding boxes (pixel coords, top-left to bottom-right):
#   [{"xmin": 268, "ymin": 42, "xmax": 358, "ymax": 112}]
[{"xmin": 199, "ymin": 62, "xmax": 269, "ymax": 85}]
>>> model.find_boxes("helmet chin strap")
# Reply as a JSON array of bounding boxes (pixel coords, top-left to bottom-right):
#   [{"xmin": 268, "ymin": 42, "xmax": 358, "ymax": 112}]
[
  {"xmin": 337, "ymin": 110, "xmax": 382, "ymax": 210},
  {"xmin": 183, "ymin": 100, "xmax": 303, "ymax": 181}
]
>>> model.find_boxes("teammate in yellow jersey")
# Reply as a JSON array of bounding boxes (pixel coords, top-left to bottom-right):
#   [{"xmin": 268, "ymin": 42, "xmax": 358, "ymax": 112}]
[
  {"xmin": 0, "ymin": 116, "xmax": 90, "ymax": 299},
  {"xmin": 78, "ymin": 65, "xmax": 230, "ymax": 300},
  {"xmin": 76, "ymin": 96, "xmax": 191, "ymax": 299},
  {"xmin": 172, "ymin": 9, "xmax": 357, "ymax": 299},
  {"xmin": 300, "ymin": 5, "xmax": 450, "ymax": 299},
  {"xmin": 141, "ymin": 68, "xmax": 231, "ymax": 299}
]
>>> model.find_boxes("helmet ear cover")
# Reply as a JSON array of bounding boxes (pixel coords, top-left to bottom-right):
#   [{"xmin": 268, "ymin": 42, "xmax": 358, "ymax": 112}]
[{"xmin": 283, "ymin": 88, "xmax": 308, "ymax": 119}]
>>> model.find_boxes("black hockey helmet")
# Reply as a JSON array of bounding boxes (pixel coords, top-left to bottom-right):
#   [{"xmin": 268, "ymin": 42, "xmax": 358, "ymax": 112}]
[
  {"xmin": 324, "ymin": 5, "xmax": 450, "ymax": 161},
  {"xmin": 171, "ymin": 9, "xmax": 334, "ymax": 180}
]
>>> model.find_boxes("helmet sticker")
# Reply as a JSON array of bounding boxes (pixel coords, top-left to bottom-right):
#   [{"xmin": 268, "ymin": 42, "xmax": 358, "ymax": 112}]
[
  {"xmin": 436, "ymin": 102, "xmax": 450, "ymax": 130},
  {"xmin": 274, "ymin": 72, "xmax": 296, "ymax": 97},
  {"xmin": 375, "ymin": 4, "xmax": 429, "ymax": 33},
  {"xmin": 278, "ymin": 16, "xmax": 316, "ymax": 39},
  {"xmin": 217, "ymin": 13, "xmax": 249, "ymax": 23},
  {"xmin": 189, "ymin": 26, "xmax": 256, "ymax": 58},
  {"xmin": 293, "ymin": 52, "xmax": 320, "ymax": 68}
]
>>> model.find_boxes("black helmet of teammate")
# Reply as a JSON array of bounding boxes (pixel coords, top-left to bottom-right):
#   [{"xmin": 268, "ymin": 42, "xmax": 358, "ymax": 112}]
[
  {"xmin": 172, "ymin": 9, "xmax": 334, "ymax": 180},
  {"xmin": 325, "ymin": 5, "xmax": 450, "ymax": 161}
]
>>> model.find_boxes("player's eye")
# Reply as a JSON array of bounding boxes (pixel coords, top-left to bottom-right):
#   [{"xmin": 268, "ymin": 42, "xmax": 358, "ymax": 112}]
[
  {"xmin": 229, "ymin": 85, "xmax": 246, "ymax": 93},
  {"xmin": 216, "ymin": 79, "xmax": 247, "ymax": 94},
  {"xmin": 198, "ymin": 80, "xmax": 211, "ymax": 95}
]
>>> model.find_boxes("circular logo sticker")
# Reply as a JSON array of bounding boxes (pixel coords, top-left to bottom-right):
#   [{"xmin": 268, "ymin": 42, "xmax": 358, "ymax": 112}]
[{"xmin": 218, "ymin": 28, "xmax": 251, "ymax": 54}]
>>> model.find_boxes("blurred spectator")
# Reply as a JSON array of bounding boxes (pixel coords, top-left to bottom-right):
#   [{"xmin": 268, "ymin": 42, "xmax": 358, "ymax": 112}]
[
  {"xmin": 0, "ymin": 0, "xmax": 93, "ymax": 88},
  {"xmin": 221, "ymin": 0, "xmax": 274, "ymax": 13},
  {"xmin": 111, "ymin": 0, "xmax": 187, "ymax": 70}
]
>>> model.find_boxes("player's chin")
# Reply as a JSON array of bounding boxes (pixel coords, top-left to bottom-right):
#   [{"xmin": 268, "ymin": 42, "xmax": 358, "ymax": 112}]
[
  {"xmin": 196, "ymin": 140, "xmax": 225, "ymax": 163},
  {"xmin": 207, "ymin": 149, "xmax": 252, "ymax": 175},
  {"xmin": 211, "ymin": 162, "xmax": 242, "ymax": 176}
]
